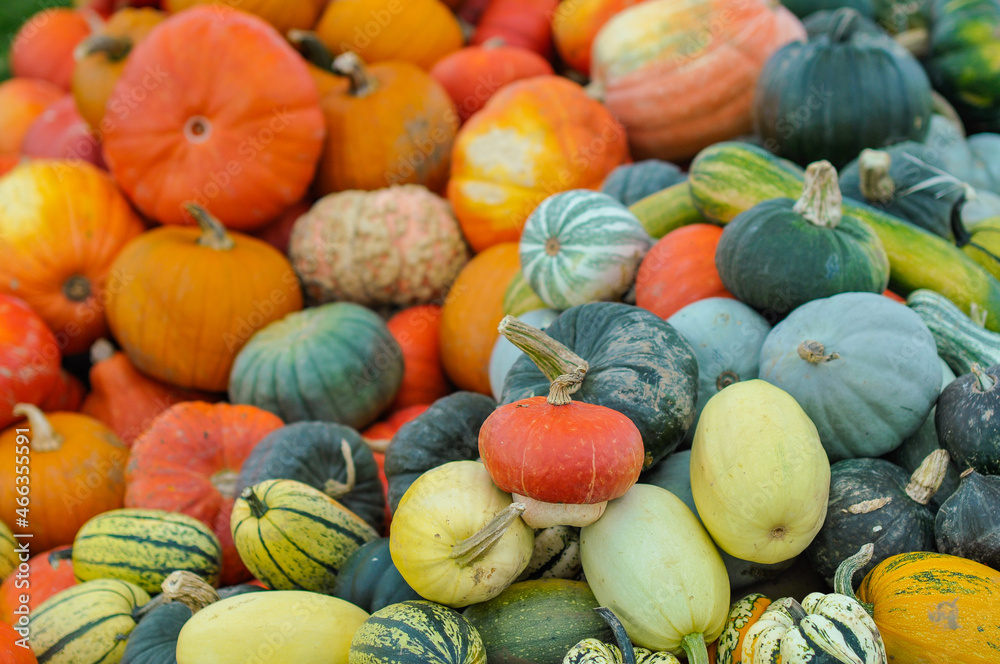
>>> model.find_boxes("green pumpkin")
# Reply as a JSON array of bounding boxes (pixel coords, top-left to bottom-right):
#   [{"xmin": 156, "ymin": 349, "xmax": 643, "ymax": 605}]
[
  {"xmin": 349, "ymin": 600, "xmax": 486, "ymax": 664},
  {"xmin": 228, "ymin": 302, "xmax": 403, "ymax": 430},
  {"xmin": 934, "ymin": 469, "xmax": 1000, "ymax": 569},
  {"xmin": 331, "ymin": 537, "xmax": 422, "ymax": 613},
  {"xmin": 236, "ymin": 421, "xmax": 385, "ymax": 533},
  {"xmin": 715, "ymin": 161, "xmax": 889, "ymax": 317},
  {"xmin": 601, "ymin": 160, "xmax": 687, "ymax": 207},
  {"xmin": 384, "ymin": 391, "xmax": 497, "ymax": 511},
  {"xmin": 758, "ymin": 292, "xmax": 941, "ymax": 461},
  {"xmin": 500, "ymin": 302, "xmax": 699, "ymax": 468},
  {"xmin": 935, "ymin": 363, "xmax": 1000, "ymax": 474},
  {"xmin": 753, "ymin": 8, "xmax": 932, "ymax": 168}
]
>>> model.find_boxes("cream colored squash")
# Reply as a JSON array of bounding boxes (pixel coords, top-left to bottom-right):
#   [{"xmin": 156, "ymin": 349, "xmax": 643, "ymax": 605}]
[{"xmin": 690, "ymin": 379, "xmax": 830, "ymax": 565}]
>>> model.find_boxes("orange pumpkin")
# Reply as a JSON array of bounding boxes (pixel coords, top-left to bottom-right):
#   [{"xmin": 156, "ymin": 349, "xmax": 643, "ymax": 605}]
[
  {"xmin": 106, "ymin": 204, "xmax": 303, "ymax": 392},
  {"xmin": 37, "ymin": 370, "xmax": 86, "ymax": 413},
  {"xmin": 635, "ymin": 223, "xmax": 735, "ymax": 320},
  {"xmin": 551, "ymin": 0, "xmax": 649, "ymax": 76},
  {"xmin": 0, "ymin": 155, "xmax": 20, "ymax": 178},
  {"xmin": 0, "ymin": 621, "xmax": 36, "ymax": 663},
  {"xmin": 0, "ymin": 78, "xmax": 64, "ymax": 155},
  {"xmin": 386, "ymin": 305, "xmax": 453, "ymax": 411},
  {"xmin": 0, "ymin": 404, "xmax": 127, "ymax": 552},
  {"xmin": 70, "ymin": 7, "xmax": 166, "ymax": 133},
  {"xmin": 164, "ymin": 0, "xmax": 328, "ymax": 35},
  {"xmin": 101, "ymin": 6, "xmax": 325, "ymax": 230},
  {"xmin": 314, "ymin": 0, "xmax": 463, "ymax": 71},
  {"xmin": 439, "ymin": 242, "xmax": 522, "ymax": 394},
  {"xmin": 470, "ymin": 0, "xmax": 560, "ymax": 59},
  {"xmin": 0, "ymin": 547, "xmax": 75, "ymax": 625},
  {"xmin": 447, "ymin": 76, "xmax": 630, "ymax": 253},
  {"xmin": 590, "ymin": 0, "xmax": 805, "ymax": 161},
  {"xmin": 0, "ymin": 160, "xmax": 145, "ymax": 356},
  {"xmin": 0, "ymin": 295, "xmax": 61, "ymax": 430},
  {"xmin": 10, "ymin": 8, "xmax": 94, "ymax": 90}
]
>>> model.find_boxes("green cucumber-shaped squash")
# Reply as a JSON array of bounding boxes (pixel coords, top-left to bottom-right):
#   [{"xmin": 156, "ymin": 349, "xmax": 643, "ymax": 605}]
[
  {"xmin": 72, "ymin": 509, "xmax": 222, "ymax": 593},
  {"xmin": 906, "ymin": 288, "xmax": 1000, "ymax": 374},
  {"xmin": 628, "ymin": 181, "xmax": 705, "ymax": 240},
  {"xmin": 687, "ymin": 141, "xmax": 1000, "ymax": 331},
  {"xmin": 29, "ymin": 578, "xmax": 150, "ymax": 664},
  {"xmin": 349, "ymin": 599, "xmax": 486, "ymax": 664}
]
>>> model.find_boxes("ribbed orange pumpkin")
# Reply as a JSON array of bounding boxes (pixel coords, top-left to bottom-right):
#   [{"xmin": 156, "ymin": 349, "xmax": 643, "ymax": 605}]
[
  {"xmin": 101, "ymin": 6, "xmax": 325, "ymax": 230},
  {"xmin": 470, "ymin": 0, "xmax": 560, "ymax": 60},
  {"xmin": 386, "ymin": 305, "xmax": 453, "ymax": 411},
  {"xmin": 447, "ymin": 76, "xmax": 630, "ymax": 253},
  {"xmin": 0, "ymin": 295, "xmax": 61, "ymax": 430},
  {"xmin": 0, "ymin": 547, "xmax": 74, "ymax": 624},
  {"xmin": 590, "ymin": 0, "xmax": 805, "ymax": 161},
  {"xmin": 0, "ymin": 78, "xmax": 64, "ymax": 155},
  {"xmin": 0, "ymin": 161, "xmax": 145, "ymax": 356},
  {"xmin": 10, "ymin": 8, "xmax": 93, "ymax": 90},
  {"xmin": 164, "ymin": 0, "xmax": 328, "ymax": 35},
  {"xmin": 552, "ymin": 0, "xmax": 648, "ymax": 76}
]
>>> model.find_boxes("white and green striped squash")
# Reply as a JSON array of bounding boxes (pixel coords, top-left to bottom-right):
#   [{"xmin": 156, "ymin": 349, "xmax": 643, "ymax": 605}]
[
  {"xmin": 519, "ymin": 190, "xmax": 651, "ymax": 310},
  {"xmin": 231, "ymin": 478, "xmax": 379, "ymax": 593},
  {"xmin": 0, "ymin": 519, "xmax": 16, "ymax": 581},
  {"xmin": 72, "ymin": 509, "xmax": 222, "ymax": 593},
  {"xmin": 348, "ymin": 599, "xmax": 486, "ymax": 664},
  {"xmin": 514, "ymin": 524, "xmax": 582, "ymax": 582},
  {"xmin": 29, "ymin": 578, "xmax": 150, "ymax": 664}
]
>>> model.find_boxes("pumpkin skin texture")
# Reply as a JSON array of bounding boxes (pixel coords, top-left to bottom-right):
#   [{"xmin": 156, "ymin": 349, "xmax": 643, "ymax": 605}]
[
  {"xmin": 470, "ymin": 0, "xmax": 560, "ymax": 59},
  {"xmin": 331, "ymin": 537, "xmax": 422, "ymax": 613},
  {"xmin": 107, "ymin": 208, "xmax": 303, "ymax": 392},
  {"xmin": 0, "ymin": 161, "xmax": 144, "ymax": 356},
  {"xmin": 447, "ymin": 77, "xmax": 630, "ymax": 254},
  {"xmin": 591, "ymin": 0, "xmax": 806, "ymax": 162},
  {"xmin": 349, "ymin": 599, "xmax": 487, "ymax": 664},
  {"xmin": 165, "ymin": 0, "xmax": 327, "ymax": 35},
  {"xmin": 9, "ymin": 8, "xmax": 92, "ymax": 90},
  {"xmin": 101, "ymin": 6, "xmax": 325, "ymax": 230},
  {"xmin": 386, "ymin": 304, "xmax": 453, "ymax": 411},
  {"xmin": 0, "ymin": 294, "xmax": 61, "ymax": 430},
  {"xmin": 935, "ymin": 364, "xmax": 1000, "ymax": 474},
  {"xmin": 935, "ymin": 470, "xmax": 1000, "ymax": 570},
  {"xmin": 601, "ymin": 159, "xmax": 687, "ymax": 207},
  {"xmin": 551, "ymin": 0, "xmax": 649, "ymax": 76},
  {"xmin": 229, "ymin": 302, "xmax": 403, "ymax": 430},
  {"xmin": 758, "ymin": 292, "xmax": 941, "ymax": 461},
  {"xmin": 0, "ymin": 621, "xmax": 36, "ymax": 663},
  {"xmin": 0, "ymin": 547, "xmax": 74, "ymax": 625},
  {"xmin": 691, "ymin": 380, "xmax": 831, "ymax": 565},
  {"xmin": 0, "ymin": 78, "xmax": 64, "ymax": 154}
]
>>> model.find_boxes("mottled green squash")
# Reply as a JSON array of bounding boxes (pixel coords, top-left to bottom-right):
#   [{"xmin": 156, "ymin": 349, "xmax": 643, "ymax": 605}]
[{"xmin": 349, "ymin": 600, "xmax": 486, "ymax": 664}]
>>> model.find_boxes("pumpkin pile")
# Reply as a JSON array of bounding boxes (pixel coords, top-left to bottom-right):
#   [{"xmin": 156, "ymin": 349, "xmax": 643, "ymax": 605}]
[{"xmin": 2, "ymin": 0, "xmax": 1000, "ymax": 662}]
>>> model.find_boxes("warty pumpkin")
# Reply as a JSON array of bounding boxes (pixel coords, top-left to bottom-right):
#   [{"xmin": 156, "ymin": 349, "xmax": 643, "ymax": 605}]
[
  {"xmin": 0, "ymin": 294, "xmax": 61, "ymax": 430},
  {"xmin": 0, "ymin": 78, "xmax": 64, "ymax": 155},
  {"xmin": 10, "ymin": 8, "xmax": 93, "ymax": 90}
]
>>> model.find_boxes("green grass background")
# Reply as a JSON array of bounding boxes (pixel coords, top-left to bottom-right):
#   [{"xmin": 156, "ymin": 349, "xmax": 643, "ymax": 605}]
[{"xmin": 0, "ymin": 0, "xmax": 73, "ymax": 81}]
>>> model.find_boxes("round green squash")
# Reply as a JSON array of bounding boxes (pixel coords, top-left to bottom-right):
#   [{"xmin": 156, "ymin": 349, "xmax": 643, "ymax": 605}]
[
  {"xmin": 236, "ymin": 421, "xmax": 385, "ymax": 533},
  {"xmin": 461, "ymin": 579, "xmax": 613, "ymax": 664},
  {"xmin": 758, "ymin": 291, "xmax": 941, "ymax": 461},
  {"xmin": 935, "ymin": 363, "xmax": 1000, "ymax": 474},
  {"xmin": 934, "ymin": 469, "xmax": 1000, "ymax": 569},
  {"xmin": 500, "ymin": 302, "xmax": 699, "ymax": 468},
  {"xmin": 349, "ymin": 599, "xmax": 486, "ymax": 664},
  {"xmin": 330, "ymin": 537, "xmax": 422, "ymax": 613},
  {"xmin": 228, "ymin": 302, "xmax": 403, "ymax": 430},
  {"xmin": 601, "ymin": 160, "xmax": 688, "ymax": 207}
]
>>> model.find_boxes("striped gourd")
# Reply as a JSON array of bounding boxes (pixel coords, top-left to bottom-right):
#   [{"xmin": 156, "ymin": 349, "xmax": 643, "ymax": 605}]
[
  {"xmin": 349, "ymin": 599, "xmax": 486, "ymax": 664},
  {"xmin": 519, "ymin": 190, "xmax": 651, "ymax": 310},
  {"xmin": 29, "ymin": 578, "xmax": 150, "ymax": 664},
  {"xmin": 230, "ymin": 479, "xmax": 379, "ymax": 593},
  {"xmin": 906, "ymin": 288, "xmax": 1000, "ymax": 375},
  {"xmin": 0, "ymin": 520, "xmax": 15, "ymax": 580},
  {"xmin": 514, "ymin": 525, "xmax": 582, "ymax": 581},
  {"xmin": 715, "ymin": 593, "xmax": 772, "ymax": 664},
  {"xmin": 72, "ymin": 509, "xmax": 222, "ymax": 593}
]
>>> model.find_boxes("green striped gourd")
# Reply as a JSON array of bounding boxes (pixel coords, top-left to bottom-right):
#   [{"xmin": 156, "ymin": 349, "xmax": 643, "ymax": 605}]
[
  {"xmin": 906, "ymin": 289, "xmax": 1000, "ymax": 374},
  {"xmin": 519, "ymin": 190, "xmax": 651, "ymax": 310},
  {"xmin": 230, "ymin": 478, "xmax": 378, "ymax": 593},
  {"xmin": 29, "ymin": 578, "xmax": 150, "ymax": 664},
  {"xmin": 348, "ymin": 599, "xmax": 486, "ymax": 664},
  {"xmin": 0, "ymin": 520, "xmax": 15, "ymax": 581},
  {"xmin": 72, "ymin": 509, "xmax": 222, "ymax": 593},
  {"xmin": 514, "ymin": 524, "xmax": 582, "ymax": 582}
]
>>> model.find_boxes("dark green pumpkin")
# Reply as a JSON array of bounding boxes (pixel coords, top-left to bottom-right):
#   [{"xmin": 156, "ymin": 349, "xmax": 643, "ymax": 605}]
[
  {"xmin": 384, "ymin": 391, "xmax": 497, "ymax": 511},
  {"xmin": 349, "ymin": 599, "xmax": 486, "ymax": 664},
  {"xmin": 331, "ymin": 537, "xmax": 421, "ymax": 613},
  {"xmin": 753, "ymin": 8, "xmax": 933, "ymax": 168},
  {"xmin": 228, "ymin": 302, "xmax": 403, "ymax": 430},
  {"xmin": 500, "ymin": 302, "xmax": 698, "ymax": 469},
  {"xmin": 783, "ymin": 0, "xmax": 877, "ymax": 22},
  {"xmin": 934, "ymin": 469, "xmax": 1000, "ymax": 569},
  {"xmin": 715, "ymin": 161, "xmax": 890, "ymax": 317},
  {"xmin": 936, "ymin": 363, "xmax": 1000, "ymax": 474},
  {"xmin": 235, "ymin": 421, "xmax": 385, "ymax": 533},
  {"xmin": 601, "ymin": 160, "xmax": 687, "ymax": 207}
]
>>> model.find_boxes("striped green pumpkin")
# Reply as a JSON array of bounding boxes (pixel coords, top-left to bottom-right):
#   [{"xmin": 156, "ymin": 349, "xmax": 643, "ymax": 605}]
[
  {"xmin": 0, "ymin": 519, "xmax": 15, "ymax": 580},
  {"xmin": 348, "ymin": 599, "xmax": 486, "ymax": 664},
  {"xmin": 520, "ymin": 190, "xmax": 651, "ymax": 310},
  {"xmin": 72, "ymin": 509, "xmax": 222, "ymax": 593},
  {"xmin": 230, "ymin": 478, "xmax": 378, "ymax": 593},
  {"xmin": 29, "ymin": 578, "xmax": 150, "ymax": 664}
]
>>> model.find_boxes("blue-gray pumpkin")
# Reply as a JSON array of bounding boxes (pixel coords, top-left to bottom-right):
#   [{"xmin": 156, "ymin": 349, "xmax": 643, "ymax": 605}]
[{"xmin": 601, "ymin": 160, "xmax": 687, "ymax": 206}]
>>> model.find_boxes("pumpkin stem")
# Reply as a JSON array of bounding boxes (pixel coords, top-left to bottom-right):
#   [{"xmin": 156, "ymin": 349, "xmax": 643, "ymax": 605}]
[
  {"xmin": 241, "ymin": 486, "xmax": 269, "ymax": 519},
  {"xmin": 905, "ymin": 449, "xmax": 950, "ymax": 505},
  {"xmin": 73, "ymin": 33, "xmax": 133, "ymax": 62},
  {"xmin": 287, "ymin": 29, "xmax": 335, "ymax": 72},
  {"xmin": 584, "ymin": 80, "xmax": 605, "ymax": 102},
  {"xmin": 829, "ymin": 7, "xmax": 861, "ymax": 42},
  {"xmin": 90, "ymin": 338, "xmax": 116, "ymax": 364},
  {"xmin": 546, "ymin": 370, "xmax": 586, "ymax": 406},
  {"xmin": 971, "ymin": 363, "xmax": 997, "ymax": 392},
  {"xmin": 449, "ymin": 502, "xmax": 526, "ymax": 567},
  {"xmin": 332, "ymin": 51, "xmax": 379, "ymax": 97},
  {"xmin": 324, "ymin": 438, "xmax": 357, "ymax": 500},
  {"xmin": 680, "ymin": 633, "xmax": 710, "ymax": 664},
  {"xmin": 833, "ymin": 543, "xmax": 876, "ymax": 615},
  {"xmin": 133, "ymin": 571, "xmax": 221, "ymax": 619},
  {"xmin": 11, "ymin": 403, "xmax": 64, "ymax": 453},
  {"xmin": 797, "ymin": 340, "xmax": 840, "ymax": 364},
  {"xmin": 498, "ymin": 316, "xmax": 589, "ymax": 383},
  {"xmin": 715, "ymin": 370, "xmax": 739, "ymax": 391},
  {"xmin": 185, "ymin": 203, "xmax": 236, "ymax": 251},
  {"xmin": 210, "ymin": 469, "xmax": 239, "ymax": 500},
  {"xmin": 593, "ymin": 607, "xmax": 637, "ymax": 664},
  {"xmin": 794, "ymin": 161, "xmax": 842, "ymax": 228},
  {"xmin": 895, "ymin": 26, "xmax": 930, "ymax": 59},
  {"xmin": 858, "ymin": 150, "xmax": 895, "ymax": 204},
  {"xmin": 960, "ymin": 467, "xmax": 976, "ymax": 479}
]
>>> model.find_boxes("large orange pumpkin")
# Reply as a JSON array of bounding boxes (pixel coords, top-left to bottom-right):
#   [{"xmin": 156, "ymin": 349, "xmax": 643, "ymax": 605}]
[
  {"xmin": 0, "ymin": 160, "xmax": 145, "ymax": 356},
  {"xmin": 439, "ymin": 242, "xmax": 522, "ymax": 394},
  {"xmin": 0, "ymin": 296, "xmax": 61, "ymax": 431},
  {"xmin": 386, "ymin": 304, "xmax": 453, "ymax": 411},
  {"xmin": 10, "ymin": 8, "xmax": 94, "ymax": 90},
  {"xmin": 106, "ymin": 204, "xmax": 303, "ymax": 392},
  {"xmin": 101, "ymin": 6, "xmax": 325, "ymax": 230},
  {"xmin": 447, "ymin": 76, "xmax": 630, "ymax": 253},
  {"xmin": 164, "ymin": 0, "xmax": 328, "ymax": 35},
  {"xmin": 0, "ymin": 79, "xmax": 64, "ymax": 155},
  {"xmin": 551, "ymin": 0, "xmax": 649, "ymax": 76},
  {"xmin": 0, "ymin": 547, "xmax": 75, "ymax": 625},
  {"xmin": 0, "ymin": 404, "xmax": 127, "ymax": 552},
  {"xmin": 590, "ymin": 0, "xmax": 805, "ymax": 161}
]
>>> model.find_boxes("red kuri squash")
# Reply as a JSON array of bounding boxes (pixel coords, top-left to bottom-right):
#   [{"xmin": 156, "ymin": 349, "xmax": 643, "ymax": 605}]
[{"xmin": 0, "ymin": 295, "xmax": 61, "ymax": 430}]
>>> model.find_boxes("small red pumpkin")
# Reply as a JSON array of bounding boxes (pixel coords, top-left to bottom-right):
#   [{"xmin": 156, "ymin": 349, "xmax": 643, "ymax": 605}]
[
  {"xmin": 386, "ymin": 305, "xmax": 453, "ymax": 411},
  {"xmin": 470, "ymin": 0, "xmax": 560, "ymax": 60},
  {"xmin": 10, "ymin": 8, "xmax": 94, "ymax": 90},
  {"xmin": 38, "ymin": 371, "xmax": 86, "ymax": 413},
  {"xmin": 0, "ymin": 295, "xmax": 61, "ymax": 430},
  {"xmin": 20, "ymin": 95, "xmax": 106, "ymax": 169},
  {"xmin": 0, "ymin": 620, "xmax": 36, "ymax": 663},
  {"xmin": 0, "ymin": 547, "xmax": 75, "ymax": 625},
  {"xmin": 0, "ymin": 78, "xmax": 65, "ymax": 155}
]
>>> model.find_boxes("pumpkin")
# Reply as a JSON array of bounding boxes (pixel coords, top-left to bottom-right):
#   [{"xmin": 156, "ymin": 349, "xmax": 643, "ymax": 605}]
[
  {"xmin": 0, "ymin": 294, "xmax": 61, "ymax": 430},
  {"xmin": 590, "ymin": 0, "xmax": 805, "ymax": 162},
  {"xmin": 601, "ymin": 159, "xmax": 687, "ymax": 207},
  {"xmin": 0, "ymin": 404, "xmax": 127, "ymax": 552},
  {"xmin": 500, "ymin": 302, "xmax": 699, "ymax": 469},
  {"xmin": 488, "ymin": 307, "xmax": 559, "ymax": 401},
  {"xmin": 0, "ymin": 521, "xmax": 14, "ymax": 583},
  {"xmin": 447, "ymin": 77, "xmax": 630, "ymax": 254},
  {"xmin": 314, "ymin": 0, "xmax": 463, "ymax": 70},
  {"xmin": 0, "ymin": 547, "xmax": 75, "ymax": 624},
  {"xmin": 758, "ymin": 292, "xmax": 941, "ymax": 461},
  {"xmin": 439, "ymin": 242, "xmax": 522, "ymax": 394},
  {"xmin": 519, "ymin": 190, "xmax": 652, "ymax": 311},
  {"xmin": 429, "ymin": 40, "xmax": 555, "ymax": 124},
  {"xmin": 362, "ymin": 404, "xmax": 430, "ymax": 532},
  {"xmin": 228, "ymin": 302, "xmax": 403, "ymax": 430},
  {"xmin": 37, "ymin": 369, "xmax": 85, "ymax": 414},
  {"xmin": 164, "ymin": 0, "xmax": 327, "ymax": 35},
  {"xmin": 386, "ymin": 305, "xmax": 453, "ymax": 410},
  {"xmin": 349, "ymin": 599, "xmax": 487, "ymax": 664},
  {"xmin": 0, "ymin": 621, "xmax": 35, "ymax": 664},
  {"xmin": 935, "ymin": 363, "xmax": 1000, "ymax": 474},
  {"xmin": 0, "ymin": 78, "xmax": 64, "ymax": 154},
  {"xmin": 0, "ymin": 160, "xmax": 144, "ymax": 355},
  {"xmin": 10, "ymin": 8, "xmax": 92, "ymax": 90},
  {"xmin": 634, "ymin": 224, "xmax": 735, "ymax": 321},
  {"xmin": 389, "ymin": 460, "xmax": 534, "ymax": 608},
  {"xmin": 107, "ymin": 204, "xmax": 303, "ymax": 392},
  {"xmin": 551, "ymin": 0, "xmax": 649, "ymax": 76},
  {"xmin": 101, "ymin": 5, "xmax": 325, "ymax": 230},
  {"xmin": 934, "ymin": 469, "xmax": 1000, "ymax": 570},
  {"xmin": 470, "ymin": 0, "xmax": 560, "ymax": 59},
  {"xmin": 288, "ymin": 185, "xmax": 469, "ymax": 307},
  {"xmin": 19, "ymin": 94, "xmax": 105, "ymax": 168},
  {"xmin": 331, "ymin": 537, "xmax": 422, "ymax": 613}
]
